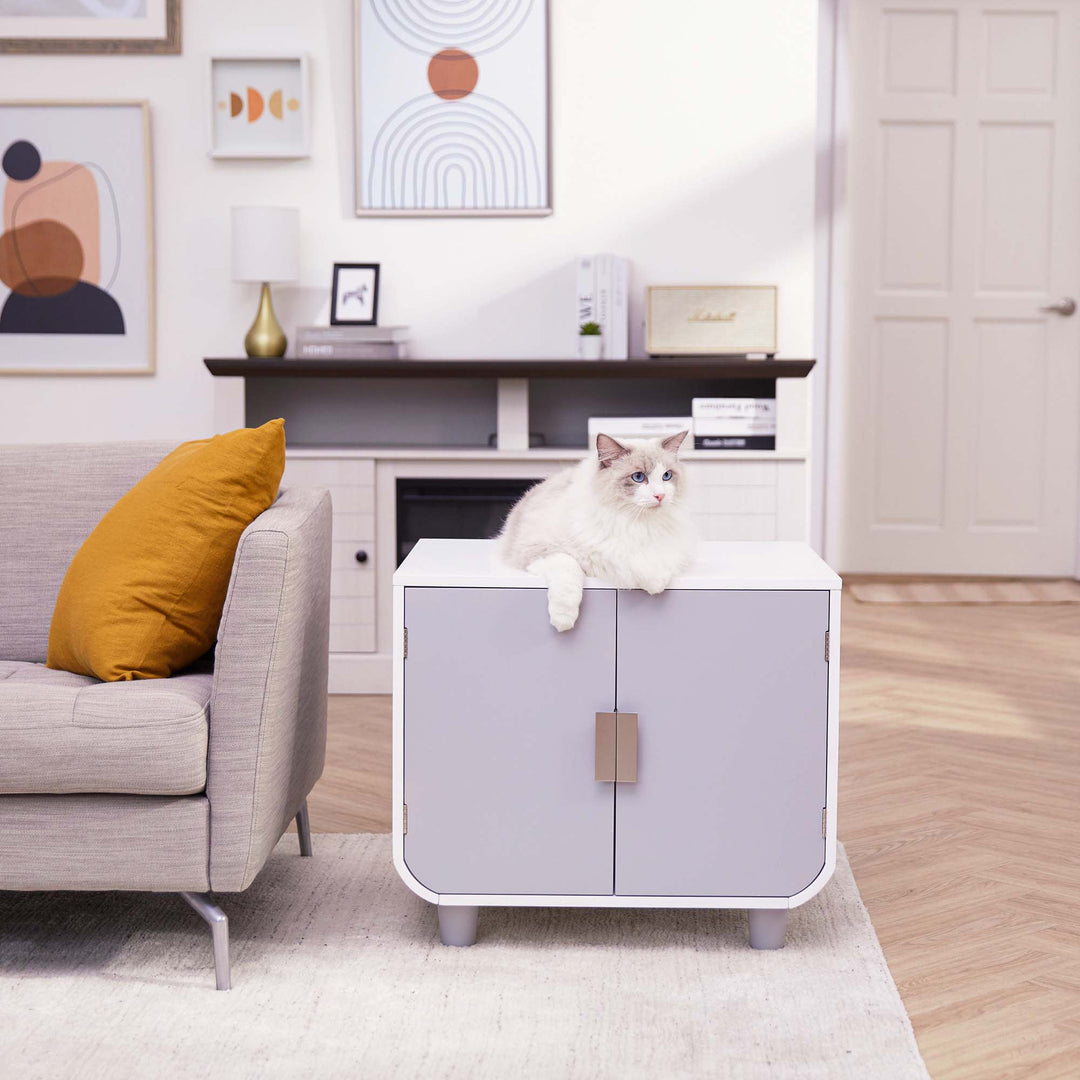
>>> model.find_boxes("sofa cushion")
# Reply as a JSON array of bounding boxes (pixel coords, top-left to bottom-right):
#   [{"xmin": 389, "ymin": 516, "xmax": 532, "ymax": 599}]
[
  {"xmin": 46, "ymin": 418, "xmax": 285, "ymax": 681},
  {"xmin": 0, "ymin": 661, "xmax": 211, "ymax": 795}
]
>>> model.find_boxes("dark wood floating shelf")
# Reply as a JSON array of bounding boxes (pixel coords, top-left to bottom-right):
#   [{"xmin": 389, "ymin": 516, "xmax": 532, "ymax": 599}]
[{"xmin": 204, "ymin": 357, "xmax": 816, "ymax": 379}]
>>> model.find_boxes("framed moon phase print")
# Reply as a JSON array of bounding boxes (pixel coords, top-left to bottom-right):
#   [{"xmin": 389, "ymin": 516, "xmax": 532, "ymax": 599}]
[
  {"xmin": 0, "ymin": 101, "xmax": 155, "ymax": 375},
  {"xmin": 0, "ymin": 0, "xmax": 180, "ymax": 55},
  {"xmin": 209, "ymin": 54, "xmax": 310, "ymax": 160},
  {"xmin": 353, "ymin": 0, "xmax": 551, "ymax": 217}
]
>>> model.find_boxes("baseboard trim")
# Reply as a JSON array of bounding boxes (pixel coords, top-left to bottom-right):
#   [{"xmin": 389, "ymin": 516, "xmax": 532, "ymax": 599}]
[{"xmin": 329, "ymin": 652, "xmax": 391, "ymax": 694}]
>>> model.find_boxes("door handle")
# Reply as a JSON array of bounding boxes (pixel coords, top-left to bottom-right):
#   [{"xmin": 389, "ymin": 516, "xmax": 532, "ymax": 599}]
[
  {"xmin": 616, "ymin": 712, "xmax": 638, "ymax": 783},
  {"xmin": 595, "ymin": 711, "xmax": 638, "ymax": 783},
  {"xmin": 595, "ymin": 712, "xmax": 617, "ymax": 782},
  {"xmin": 1039, "ymin": 297, "xmax": 1076, "ymax": 317}
]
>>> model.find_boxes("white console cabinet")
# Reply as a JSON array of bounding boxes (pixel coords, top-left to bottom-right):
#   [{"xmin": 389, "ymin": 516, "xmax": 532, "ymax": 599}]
[
  {"xmin": 283, "ymin": 448, "xmax": 812, "ymax": 693},
  {"xmin": 211, "ymin": 355, "xmax": 818, "ymax": 695},
  {"xmin": 392, "ymin": 538, "xmax": 841, "ymax": 948},
  {"xmin": 281, "ymin": 456, "xmax": 377, "ymax": 654}
]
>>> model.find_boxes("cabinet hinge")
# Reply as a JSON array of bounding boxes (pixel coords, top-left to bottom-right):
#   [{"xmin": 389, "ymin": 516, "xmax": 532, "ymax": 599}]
[
  {"xmin": 403, "ymin": 803, "xmax": 408, "ymax": 835},
  {"xmin": 403, "ymin": 626, "xmax": 408, "ymax": 659},
  {"xmin": 824, "ymin": 631, "xmax": 830, "ymax": 662},
  {"xmin": 821, "ymin": 806, "xmax": 828, "ymax": 838}
]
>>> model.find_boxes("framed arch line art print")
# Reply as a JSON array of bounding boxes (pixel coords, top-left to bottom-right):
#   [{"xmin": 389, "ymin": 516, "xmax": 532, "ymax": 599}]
[
  {"xmin": 354, "ymin": 0, "xmax": 551, "ymax": 216},
  {"xmin": 0, "ymin": 101, "xmax": 154, "ymax": 375}
]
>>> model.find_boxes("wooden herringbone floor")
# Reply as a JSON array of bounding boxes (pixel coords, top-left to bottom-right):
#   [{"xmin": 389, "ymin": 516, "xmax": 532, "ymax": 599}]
[
  {"xmin": 305, "ymin": 588, "xmax": 1080, "ymax": 1080},
  {"xmin": 836, "ymin": 591, "xmax": 1080, "ymax": 1079}
]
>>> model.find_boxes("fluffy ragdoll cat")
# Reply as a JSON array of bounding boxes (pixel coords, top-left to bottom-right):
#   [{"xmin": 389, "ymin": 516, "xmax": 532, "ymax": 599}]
[{"xmin": 498, "ymin": 431, "xmax": 695, "ymax": 631}]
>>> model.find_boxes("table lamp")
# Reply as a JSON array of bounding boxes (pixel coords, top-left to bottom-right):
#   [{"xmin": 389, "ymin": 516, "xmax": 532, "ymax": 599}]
[{"xmin": 231, "ymin": 206, "xmax": 299, "ymax": 357}]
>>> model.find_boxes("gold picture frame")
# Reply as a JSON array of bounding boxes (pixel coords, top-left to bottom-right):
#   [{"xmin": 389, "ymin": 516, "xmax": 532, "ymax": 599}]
[
  {"xmin": 0, "ymin": 100, "xmax": 155, "ymax": 376},
  {"xmin": 0, "ymin": 0, "xmax": 180, "ymax": 55}
]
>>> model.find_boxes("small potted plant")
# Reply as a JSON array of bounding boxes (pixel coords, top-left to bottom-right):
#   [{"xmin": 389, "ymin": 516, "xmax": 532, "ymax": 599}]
[{"xmin": 579, "ymin": 321, "xmax": 603, "ymax": 360}]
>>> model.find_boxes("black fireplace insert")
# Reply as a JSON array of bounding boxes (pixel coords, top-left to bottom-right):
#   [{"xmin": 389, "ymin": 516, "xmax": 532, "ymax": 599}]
[{"xmin": 395, "ymin": 478, "xmax": 541, "ymax": 565}]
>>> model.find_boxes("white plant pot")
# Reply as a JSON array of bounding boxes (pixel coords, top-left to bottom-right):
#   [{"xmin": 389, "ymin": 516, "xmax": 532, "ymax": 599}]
[{"xmin": 579, "ymin": 335, "xmax": 603, "ymax": 360}]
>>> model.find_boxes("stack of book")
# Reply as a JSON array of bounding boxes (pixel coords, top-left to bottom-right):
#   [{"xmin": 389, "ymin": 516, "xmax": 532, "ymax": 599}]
[
  {"xmin": 692, "ymin": 396, "xmax": 776, "ymax": 451},
  {"xmin": 576, "ymin": 254, "xmax": 629, "ymax": 359},
  {"xmin": 296, "ymin": 325, "xmax": 409, "ymax": 360}
]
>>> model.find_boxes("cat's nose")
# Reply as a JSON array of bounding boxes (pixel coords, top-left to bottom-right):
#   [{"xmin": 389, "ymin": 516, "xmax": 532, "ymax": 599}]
[{"xmin": 653, "ymin": 493, "xmax": 665, "ymax": 503}]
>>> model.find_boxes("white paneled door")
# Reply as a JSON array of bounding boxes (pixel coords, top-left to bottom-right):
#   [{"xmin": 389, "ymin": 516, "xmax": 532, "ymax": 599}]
[{"xmin": 844, "ymin": 0, "xmax": 1080, "ymax": 574}]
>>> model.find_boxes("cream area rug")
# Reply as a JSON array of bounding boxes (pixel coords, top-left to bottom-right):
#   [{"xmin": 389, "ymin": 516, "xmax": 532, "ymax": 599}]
[
  {"xmin": 850, "ymin": 578, "xmax": 1080, "ymax": 604},
  {"xmin": 0, "ymin": 836, "xmax": 929, "ymax": 1080}
]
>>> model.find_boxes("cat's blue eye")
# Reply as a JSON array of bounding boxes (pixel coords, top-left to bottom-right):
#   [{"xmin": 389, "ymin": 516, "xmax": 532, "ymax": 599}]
[
  {"xmin": 662, "ymin": 470, "xmax": 673, "ymax": 481},
  {"xmin": 630, "ymin": 471, "xmax": 647, "ymax": 483}
]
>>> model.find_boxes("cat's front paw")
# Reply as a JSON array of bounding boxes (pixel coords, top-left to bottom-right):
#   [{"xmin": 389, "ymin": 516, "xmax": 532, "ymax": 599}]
[
  {"xmin": 641, "ymin": 576, "xmax": 671, "ymax": 596},
  {"xmin": 548, "ymin": 601, "xmax": 580, "ymax": 632}
]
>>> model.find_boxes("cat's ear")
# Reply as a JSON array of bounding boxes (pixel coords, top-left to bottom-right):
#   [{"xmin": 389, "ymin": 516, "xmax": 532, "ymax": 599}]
[
  {"xmin": 596, "ymin": 433, "xmax": 630, "ymax": 469},
  {"xmin": 662, "ymin": 430, "xmax": 689, "ymax": 454}
]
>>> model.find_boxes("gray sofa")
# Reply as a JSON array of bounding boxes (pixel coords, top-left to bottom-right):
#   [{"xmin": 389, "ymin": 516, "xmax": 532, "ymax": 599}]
[{"xmin": 0, "ymin": 441, "xmax": 332, "ymax": 990}]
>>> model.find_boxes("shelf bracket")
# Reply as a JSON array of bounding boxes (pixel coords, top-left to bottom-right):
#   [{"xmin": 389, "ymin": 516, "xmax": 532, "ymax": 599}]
[{"xmin": 496, "ymin": 378, "xmax": 530, "ymax": 451}]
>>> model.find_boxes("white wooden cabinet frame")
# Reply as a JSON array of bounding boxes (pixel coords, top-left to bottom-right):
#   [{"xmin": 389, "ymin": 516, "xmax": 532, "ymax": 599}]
[{"xmin": 392, "ymin": 539, "xmax": 841, "ymax": 949}]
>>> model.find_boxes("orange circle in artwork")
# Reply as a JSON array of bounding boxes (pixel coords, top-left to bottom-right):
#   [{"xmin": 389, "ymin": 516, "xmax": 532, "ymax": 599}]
[
  {"xmin": 0, "ymin": 220, "xmax": 84, "ymax": 297},
  {"xmin": 427, "ymin": 49, "xmax": 479, "ymax": 100}
]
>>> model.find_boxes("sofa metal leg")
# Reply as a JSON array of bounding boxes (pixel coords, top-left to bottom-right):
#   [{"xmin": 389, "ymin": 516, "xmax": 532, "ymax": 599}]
[
  {"xmin": 296, "ymin": 799, "xmax": 313, "ymax": 857},
  {"xmin": 180, "ymin": 892, "xmax": 232, "ymax": 990}
]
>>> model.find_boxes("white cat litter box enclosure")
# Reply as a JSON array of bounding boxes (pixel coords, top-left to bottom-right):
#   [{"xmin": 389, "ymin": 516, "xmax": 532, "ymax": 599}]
[{"xmin": 392, "ymin": 539, "xmax": 841, "ymax": 948}]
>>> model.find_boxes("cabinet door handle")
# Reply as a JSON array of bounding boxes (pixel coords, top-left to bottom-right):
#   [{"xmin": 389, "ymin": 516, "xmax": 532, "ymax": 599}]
[
  {"xmin": 595, "ymin": 712, "xmax": 617, "ymax": 782},
  {"xmin": 616, "ymin": 712, "xmax": 638, "ymax": 783},
  {"xmin": 595, "ymin": 711, "xmax": 638, "ymax": 783}
]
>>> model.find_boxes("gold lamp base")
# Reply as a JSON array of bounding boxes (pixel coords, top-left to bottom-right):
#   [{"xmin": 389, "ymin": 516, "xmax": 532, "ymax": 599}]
[{"xmin": 244, "ymin": 282, "xmax": 287, "ymax": 358}]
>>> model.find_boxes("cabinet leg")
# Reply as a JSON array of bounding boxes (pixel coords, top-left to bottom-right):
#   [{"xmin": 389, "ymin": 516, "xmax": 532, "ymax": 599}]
[
  {"xmin": 748, "ymin": 908, "xmax": 787, "ymax": 949},
  {"xmin": 438, "ymin": 905, "xmax": 479, "ymax": 947}
]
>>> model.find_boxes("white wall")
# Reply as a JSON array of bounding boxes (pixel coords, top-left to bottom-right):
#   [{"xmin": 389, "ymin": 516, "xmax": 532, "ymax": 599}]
[{"xmin": 0, "ymin": 0, "xmax": 819, "ymax": 444}]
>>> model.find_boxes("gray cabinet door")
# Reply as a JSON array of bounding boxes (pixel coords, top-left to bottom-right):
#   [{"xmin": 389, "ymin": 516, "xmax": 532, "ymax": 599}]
[
  {"xmin": 404, "ymin": 586, "xmax": 616, "ymax": 895},
  {"xmin": 615, "ymin": 589, "xmax": 830, "ymax": 898}
]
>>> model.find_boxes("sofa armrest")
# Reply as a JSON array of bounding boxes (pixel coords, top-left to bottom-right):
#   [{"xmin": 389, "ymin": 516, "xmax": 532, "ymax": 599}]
[{"xmin": 206, "ymin": 487, "xmax": 332, "ymax": 892}]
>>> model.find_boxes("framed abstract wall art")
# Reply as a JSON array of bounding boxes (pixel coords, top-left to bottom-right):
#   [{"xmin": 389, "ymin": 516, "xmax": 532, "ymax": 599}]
[
  {"xmin": 209, "ymin": 55, "xmax": 310, "ymax": 159},
  {"xmin": 0, "ymin": 0, "xmax": 180, "ymax": 55},
  {"xmin": 353, "ymin": 0, "xmax": 551, "ymax": 216},
  {"xmin": 0, "ymin": 101, "xmax": 155, "ymax": 375}
]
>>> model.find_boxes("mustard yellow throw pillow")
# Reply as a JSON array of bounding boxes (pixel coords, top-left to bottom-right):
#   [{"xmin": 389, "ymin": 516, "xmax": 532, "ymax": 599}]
[{"xmin": 47, "ymin": 419, "xmax": 286, "ymax": 681}]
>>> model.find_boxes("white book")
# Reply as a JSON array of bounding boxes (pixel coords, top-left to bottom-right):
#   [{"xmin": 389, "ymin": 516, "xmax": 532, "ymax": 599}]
[
  {"xmin": 595, "ymin": 254, "xmax": 612, "ymax": 359},
  {"xmin": 298, "ymin": 342, "xmax": 408, "ymax": 360},
  {"xmin": 608, "ymin": 256, "xmax": 629, "ymax": 359},
  {"xmin": 587, "ymin": 416, "xmax": 692, "ymax": 447},
  {"xmin": 576, "ymin": 256, "xmax": 595, "ymax": 358},
  {"xmin": 693, "ymin": 418, "xmax": 776, "ymax": 437},
  {"xmin": 692, "ymin": 397, "xmax": 777, "ymax": 420},
  {"xmin": 297, "ymin": 325, "xmax": 410, "ymax": 344}
]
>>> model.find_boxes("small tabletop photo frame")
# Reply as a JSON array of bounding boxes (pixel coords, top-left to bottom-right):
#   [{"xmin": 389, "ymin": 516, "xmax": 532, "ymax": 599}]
[
  {"xmin": 208, "ymin": 54, "xmax": 309, "ymax": 159},
  {"xmin": 331, "ymin": 264, "xmax": 380, "ymax": 325}
]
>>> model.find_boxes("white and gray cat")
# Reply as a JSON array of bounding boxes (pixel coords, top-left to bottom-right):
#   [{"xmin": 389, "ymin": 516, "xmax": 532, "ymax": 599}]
[{"xmin": 498, "ymin": 431, "xmax": 695, "ymax": 631}]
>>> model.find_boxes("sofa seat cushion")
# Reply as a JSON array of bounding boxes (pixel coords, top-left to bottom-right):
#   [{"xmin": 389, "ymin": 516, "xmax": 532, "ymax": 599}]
[{"xmin": 0, "ymin": 661, "xmax": 211, "ymax": 795}]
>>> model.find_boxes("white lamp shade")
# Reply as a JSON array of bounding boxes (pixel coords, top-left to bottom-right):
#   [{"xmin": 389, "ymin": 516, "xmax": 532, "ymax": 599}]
[{"xmin": 231, "ymin": 206, "xmax": 300, "ymax": 283}]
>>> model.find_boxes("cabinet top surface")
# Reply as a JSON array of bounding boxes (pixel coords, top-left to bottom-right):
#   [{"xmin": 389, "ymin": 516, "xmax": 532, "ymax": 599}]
[{"xmin": 394, "ymin": 539, "xmax": 841, "ymax": 591}]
